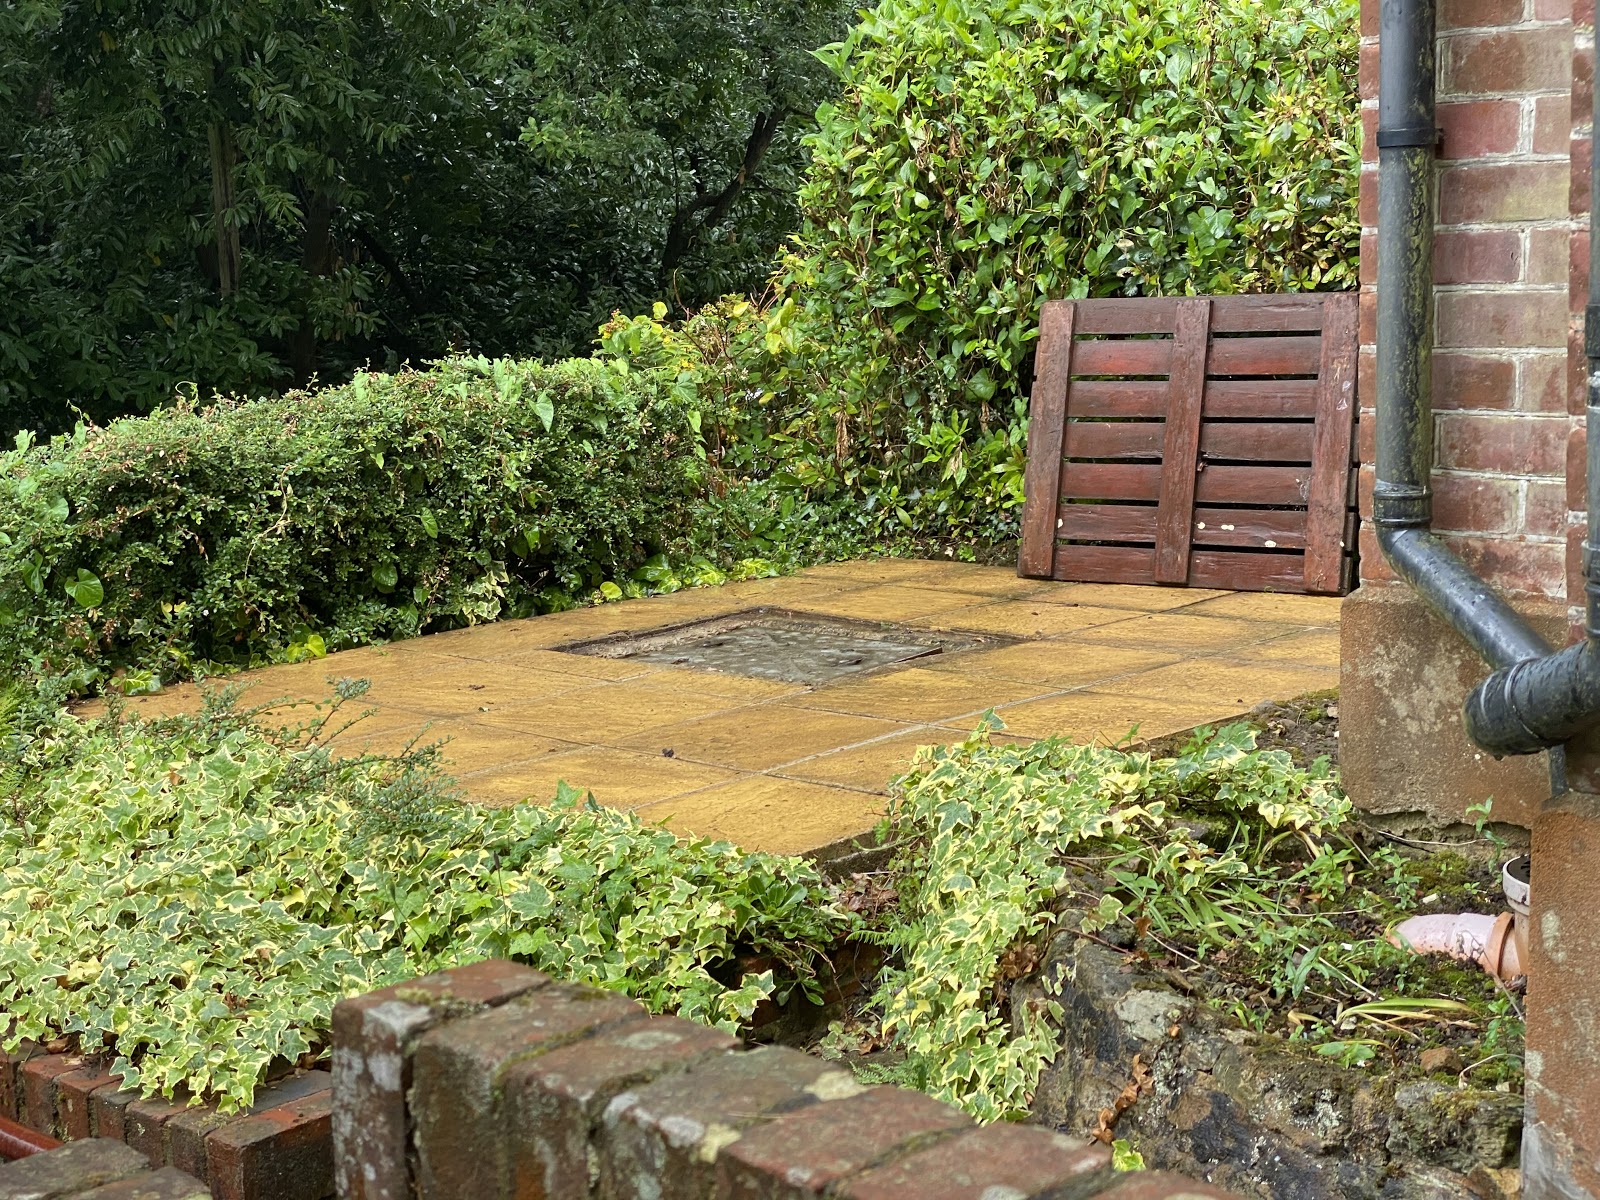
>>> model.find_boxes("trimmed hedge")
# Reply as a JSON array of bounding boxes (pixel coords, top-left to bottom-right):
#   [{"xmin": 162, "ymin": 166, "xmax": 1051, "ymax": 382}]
[{"xmin": 0, "ymin": 355, "xmax": 714, "ymax": 689}]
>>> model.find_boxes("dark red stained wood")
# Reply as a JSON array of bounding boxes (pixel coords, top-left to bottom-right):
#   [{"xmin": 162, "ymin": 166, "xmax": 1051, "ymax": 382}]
[
  {"xmin": 1059, "ymin": 504, "xmax": 1159, "ymax": 543},
  {"xmin": 1203, "ymin": 379, "xmax": 1318, "ymax": 419},
  {"xmin": 1059, "ymin": 463, "xmax": 1312, "ymax": 506},
  {"xmin": 1060, "ymin": 463, "xmax": 1163, "ymax": 501},
  {"xmin": 1069, "ymin": 380, "xmax": 1170, "ymax": 418},
  {"xmin": 1199, "ymin": 422, "xmax": 1315, "ymax": 463},
  {"xmin": 1019, "ymin": 301, "xmax": 1076, "ymax": 577},
  {"xmin": 1071, "ymin": 338, "xmax": 1172, "ymax": 377},
  {"xmin": 1051, "ymin": 545, "xmax": 1310, "ymax": 591},
  {"xmin": 1072, "ymin": 294, "xmax": 1328, "ymax": 336},
  {"xmin": 1207, "ymin": 336, "xmax": 1322, "ymax": 377},
  {"xmin": 1301, "ymin": 292, "xmax": 1360, "ymax": 593},
  {"xmin": 1064, "ymin": 421, "xmax": 1165, "ymax": 459},
  {"xmin": 1190, "ymin": 507, "xmax": 1308, "ymax": 549},
  {"xmin": 1154, "ymin": 298, "xmax": 1211, "ymax": 583}
]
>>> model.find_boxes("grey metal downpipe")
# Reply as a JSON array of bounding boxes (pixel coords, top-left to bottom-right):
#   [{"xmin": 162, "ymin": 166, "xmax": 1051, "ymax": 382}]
[{"xmin": 1368, "ymin": 0, "xmax": 1600, "ymax": 762}]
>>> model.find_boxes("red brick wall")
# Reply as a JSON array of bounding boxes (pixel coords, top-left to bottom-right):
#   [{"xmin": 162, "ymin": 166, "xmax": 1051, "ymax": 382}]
[
  {"xmin": 1358, "ymin": 0, "xmax": 1576, "ymax": 601},
  {"xmin": 330, "ymin": 959, "xmax": 1236, "ymax": 1200}
]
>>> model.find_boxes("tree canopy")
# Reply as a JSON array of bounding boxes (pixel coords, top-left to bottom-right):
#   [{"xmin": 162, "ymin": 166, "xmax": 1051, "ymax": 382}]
[{"xmin": 0, "ymin": 0, "xmax": 849, "ymax": 433}]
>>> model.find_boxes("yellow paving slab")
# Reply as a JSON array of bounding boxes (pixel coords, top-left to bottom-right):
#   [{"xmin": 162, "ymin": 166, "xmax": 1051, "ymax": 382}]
[
  {"xmin": 84, "ymin": 558, "xmax": 1345, "ymax": 855},
  {"xmin": 1027, "ymin": 583, "xmax": 1232, "ymax": 611},
  {"xmin": 464, "ymin": 747, "xmax": 738, "ymax": 809},
  {"xmin": 618, "ymin": 706, "xmax": 911, "ymax": 772},
  {"xmin": 633, "ymin": 776, "xmax": 887, "ymax": 856},
  {"xmin": 921, "ymin": 641, "xmax": 1185, "ymax": 688},
  {"xmin": 774, "ymin": 727, "xmax": 1035, "ymax": 793},
  {"xmin": 1114, "ymin": 659, "xmax": 1339, "ymax": 708},
  {"xmin": 1070, "ymin": 612, "xmax": 1300, "ymax": 653},
  {"xmin": 983, "ymin": 690, "xmax": 1243, "ymax": 743},
  {"xmin": 474, "ymin": 683, "xmax": 746, "ymax": 744},
  {"xmin": 912, "ymin": 601, "xmax": 1143, "ymax": 639},
  {"xmin": 789, "ymin": 666, "xmax": 1049, "ymax": 724},
  {"xmin": 784, "ymin": 583, "xmax": 993, "ymax": 624}
]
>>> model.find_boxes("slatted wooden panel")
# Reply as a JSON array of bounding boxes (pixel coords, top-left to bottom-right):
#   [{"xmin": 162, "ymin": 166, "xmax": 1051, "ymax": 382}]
[{"xmin": 1019, "ymin": 293, "xmax": 1360, "ymax": 594}]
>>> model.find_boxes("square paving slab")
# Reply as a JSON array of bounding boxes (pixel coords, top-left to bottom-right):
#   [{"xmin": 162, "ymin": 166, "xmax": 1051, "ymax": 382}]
[{"xmin": 88, "ymin": 560, "xmax": 1342, "ymax": 856}]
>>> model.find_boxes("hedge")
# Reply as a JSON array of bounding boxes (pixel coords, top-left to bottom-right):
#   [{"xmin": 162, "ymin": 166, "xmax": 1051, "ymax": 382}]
[{"xmin": 0, "ymin": 354, "xmax": 716, "ymax": 690}]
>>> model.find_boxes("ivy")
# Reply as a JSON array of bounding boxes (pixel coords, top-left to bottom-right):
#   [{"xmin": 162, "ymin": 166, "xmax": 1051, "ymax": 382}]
[{"xmin": 0, "ymin": 690, "xmax": 847, "ymax": 1111}]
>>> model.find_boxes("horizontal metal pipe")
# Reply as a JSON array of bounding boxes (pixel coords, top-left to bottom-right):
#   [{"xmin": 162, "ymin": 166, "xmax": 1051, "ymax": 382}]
[
  {"xmin": 1465, "ymin": 640, "xmax": 1600, "ymax": 756},
  {"xmin": 1376, "ymin": 527, "xmax": 1552, "ymax": 671}
]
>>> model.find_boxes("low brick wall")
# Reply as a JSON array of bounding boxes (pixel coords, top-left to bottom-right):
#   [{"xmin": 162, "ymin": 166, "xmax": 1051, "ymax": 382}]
[
  {"xmin": 0, "ymin": 1137, "xmax": 210, "ymax": 1198},
  {"xmin": 332, "ymin": 959, "xmax": 1236, "ymax": 1200},
  {"xmin": 0, "ymin": 1044, "xmax": 332, "ymax": 1200}
]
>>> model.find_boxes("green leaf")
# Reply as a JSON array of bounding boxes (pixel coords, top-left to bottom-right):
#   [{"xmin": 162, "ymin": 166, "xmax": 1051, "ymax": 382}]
[
  {"xmin": 64, "ymin": 568, "xmax": 104, "ymax": 609},
  {"xmin": 372, "ymin": 563, "xmax": 399, "ymax": 592},
  {"xmin": 532, "ymin": 392, "xmax": 556, "ymax": 432}
]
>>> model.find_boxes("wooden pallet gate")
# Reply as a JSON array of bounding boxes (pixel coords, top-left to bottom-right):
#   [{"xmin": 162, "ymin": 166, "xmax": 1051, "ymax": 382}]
[{"xmin": 1017, "ymin": 293, "xmax": 1360, "ymax": 595}]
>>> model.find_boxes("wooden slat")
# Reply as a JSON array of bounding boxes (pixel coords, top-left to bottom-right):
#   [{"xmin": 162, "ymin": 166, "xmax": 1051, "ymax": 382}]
[
  {"xmin": 1190, "ymin": 507, "xmax": 1308, "ymax": 550},
  {"xmin": 1068, "ymin": 380, "xmax": 1169, "ymax": 418},
  {"xmin": 1019, "ymin": 301, "xmax": 1077, "ymax": 577},
  {"xmin": 1071, "ymin": 294, "xmax": 1328, "ymax": 336},
  {"xmin": 1195, "ymin": 465, "xmax": 1312, "ymax": 506},
  {"xmin": 1052, "ymin": 545, "xmax": 1311, "ymax": 592},
  {"xmin": 1154, "ymin": 299, "xmax": 1211, "ymax": 583},
  {"xmin": 1058, "ymin": 505, "xmax": 1309, "ymax": 549},
  {"xmin": 1301, "ymin": 293, "xmax": 1360, "ymax": 593},
  {"xmin": 1059, "ymin": 463, "xmax": 1312, "ymax": 506},
  {"xmin": 1186, "ymin": 550, "xmax": 1311, "ymax": 592},
  {"xmin": 1071, "ymin": 339, "xmax": 1172, "ymax": 377},
  {"xmin": 1207, "ymin": 336, "xmax": 1322, "ymax": 377},
  {"xmin": 1052, "ymin": 544, "xmax": 1160, "ymax": 584},
  {"xmin": 1059, "ymin": 504, "xmax": 1158, "ymax": 544},
  {"xmin": 1064, "ymin": 421, "xmax": 1165, "ymax": 459},
  {"xmin": 1200, "ymin": 422, "xmax": 1315, "ymax": 463},
  {"xmin": 1203, "ymin": 379, "xmax": 1318, "ymax": 419}
]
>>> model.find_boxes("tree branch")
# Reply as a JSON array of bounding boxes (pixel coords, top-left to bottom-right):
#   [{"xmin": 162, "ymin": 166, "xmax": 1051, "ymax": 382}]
[{"xmin": 660, "ymin": 108, "xmax": 784, "ymax": 281}]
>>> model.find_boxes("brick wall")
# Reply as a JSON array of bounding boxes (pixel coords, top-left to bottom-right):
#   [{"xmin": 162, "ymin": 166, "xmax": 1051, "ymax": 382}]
[
  {"xmin": 1358, "ymin": 0, "xmax": 1576, "ymax": 600},
  {"xmin": 331, "ymin": 959, "xmax": 1235, "ymax": 1200}
]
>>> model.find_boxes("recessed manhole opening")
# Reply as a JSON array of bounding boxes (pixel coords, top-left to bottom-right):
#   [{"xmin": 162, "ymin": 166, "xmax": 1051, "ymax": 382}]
[{"xmin": 558, "ymin": 608, "xmax": 1008, "ymax": 685}]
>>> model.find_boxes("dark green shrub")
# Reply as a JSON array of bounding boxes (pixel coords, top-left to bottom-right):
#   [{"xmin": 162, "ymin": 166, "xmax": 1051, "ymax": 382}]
[
  {"xmin": 607, "ymin": 0, "xmax": 1358, "ymax": 545},
  {"xmin": 0, "ymin": 355, "xmax": 715, "ymax": 688}
]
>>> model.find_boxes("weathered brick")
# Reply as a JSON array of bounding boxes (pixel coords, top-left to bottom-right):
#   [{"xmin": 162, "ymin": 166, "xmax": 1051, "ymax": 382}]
[
  {"xmin": 1535, "ymin": 93, "xmax": 1574, "ymax": 155},
  {"xmin": 411, "ymin": 982, "xmax": 644, "ymax": 1200},
  {"xmin": 1432, "ymin": 472, "xmax": 1523, "ymax": 533},
  {"xmin": 0, "ymin": 1139, "xmax": 147, "ymax": 1200},
  {"xmin": 71, "ymin": 1166, "xmax": 210, "ymax": 1200},
  {"xmin": 1434, "ymin": 228, "xmax": 1523, "ymax": 284},
  {"xmin": 1527, "ymin": 477, "xmax": 1570, "ymax": 536},
  {"xmin": 1436, "ymin": 411, "xmax": 1568, "ymax": 473},
  {"xmin": 1464, "ymin": 533, "xmax": 1570, "ymax": 595},
  {"xmin": 330, "ymin": 958, "xmax": 547, "ymax": 1200},
  {"xmin": 1359, "ymin": 167, "xmax": 1378, "ymax": 227},
  {"xmin": 1569, "ymin": 420, "xmax": 1589, "ymax": 509},
  {"xmin": 0, "ymin": 1042, "xmax": 40, "ymax": 1120},
  {"xmin": 599, "ymin": 1047, "xmax": 859, "ymax": 1200},
  {"xmin": 55, "ymin": 1063, "xmax": 119, "ymax": 1142},
  {"xmin": 1440, "ymin": 0, "xmax": 1527, "ymax": 29},
  {"xmin": 1359, "ymin": 40, "xmax": 1379, "ymax": 103},
  {"xmin": 1439, "ymin": 161, "xmax": 1571, "ymax": 224},
  {"xmin": 166, "ymin": 1070, "xmax": 330, "ymax": 1185},
  {"xmin": 124, "ymin": 1088, "xmax": 200, "ymax": 1168},
  {"xmin": 834, "ymin": 1124, "xmax": 1112, "ymax": 1200},
  {"xmin": 1092, "ymin": 1173, "xmax": 1239, "ymax": 1199},
  {"xmin": 717, "ymin": 1086, "xmax": 972, "ymax": 1200},
  {"xmin": 1576, "ymin": 43, "xmax": 1594, "ymax": 127},
  {"xmin": 1435, "ymin": 289, "xmax": 1568, "ymax": 348},
  {"xmin": 1442, "ymin": 27, "xmax": 1572, "ymax": 96},
  {"xmin": 1570, "ymin": 228, "xmax": 1590, "ymax": 308},
  {"xmin": 503, "ymin": 1016, "xmax": 738, "ymax": 1200},
  {"xmin": 1434, "ymin": 351, "xmax": 1518, "ymax": 410},
  {"xmin": 1439, "ymin": 99, "xmax": 1526, "ymax": 159},
  {"xmin": 88, "ymin": 1085, "xmax": 141, "ymax": 1145},
  {"xmin": 1571, "ymin": 134, "xmax": 1592, "ymax": 218},
  {"xmin": 1525, "ymin": 348, "xmax": 1573, "ymax": 413},
  {"xmin": 19, "ymin": 1055, "xmax": 82, "ymax": 1137},
  {"xmin": 205, "ymin": 1090, "xmax": 333, "ymax": 1200}
]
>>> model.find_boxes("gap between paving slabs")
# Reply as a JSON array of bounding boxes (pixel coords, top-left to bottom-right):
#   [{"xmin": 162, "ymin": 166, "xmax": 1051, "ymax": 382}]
[{"xmin": 92, "ymin": 560, "xmax": 1342, "ymax": 856}]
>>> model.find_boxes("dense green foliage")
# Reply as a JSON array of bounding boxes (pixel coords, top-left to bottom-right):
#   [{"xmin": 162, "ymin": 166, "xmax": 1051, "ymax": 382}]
[
  {"xmin": 0, "ymin": 355, "xmax": 746, "ymax": 690},
  {"xmin": 0, "ymin": 689, "xmax": 845, "ymax": 1110},
  {"xmin": 0, "ymin": 0, "xmax": 848, "ymax": 433},
  {"xmin": 603, "ymin": 0, "xmax": 1360, "ymax": 545},
  {"xmin": 861, "ymin": 722, "xmax": 1513, "ymax": 1121}
]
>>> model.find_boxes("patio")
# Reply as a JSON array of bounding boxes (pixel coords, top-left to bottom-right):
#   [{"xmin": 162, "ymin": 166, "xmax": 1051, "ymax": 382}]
[{"xmin": 101, "ymin": 558, "xmax": 1340, "ymax": 855}]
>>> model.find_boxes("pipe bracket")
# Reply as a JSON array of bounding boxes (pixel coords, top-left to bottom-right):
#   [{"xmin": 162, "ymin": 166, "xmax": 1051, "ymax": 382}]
[{"xmin": 1376, "ymin": 126, "xmax": 1442, "ymax": 148}]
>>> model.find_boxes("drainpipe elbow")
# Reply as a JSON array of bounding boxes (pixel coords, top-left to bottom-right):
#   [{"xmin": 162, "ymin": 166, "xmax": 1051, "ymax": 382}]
[{"xmin": 1465, "ymin": 638, "xmax": 1600, "ymax": 756}]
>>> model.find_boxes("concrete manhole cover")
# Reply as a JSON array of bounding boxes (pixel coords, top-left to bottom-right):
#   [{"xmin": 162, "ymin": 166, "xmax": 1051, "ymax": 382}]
[{"xmin": 559, "ymin": 608, "xmax": 1000, "ymax": 685}]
